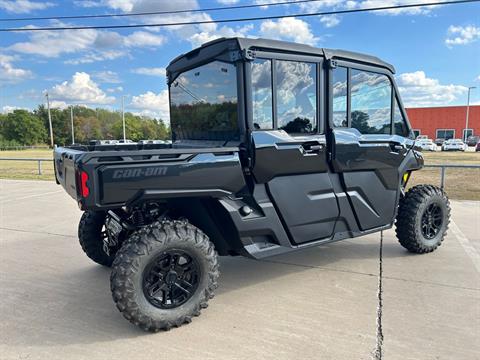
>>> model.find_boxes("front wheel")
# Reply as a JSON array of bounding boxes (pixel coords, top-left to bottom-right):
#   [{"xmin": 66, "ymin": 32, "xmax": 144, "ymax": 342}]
[
  {"xmin": 395, "ymin": 185, "xmax": 450, "ymax": 253},
  {"xmin": 110, "ymin": 220, "xmax": 219, "ymax": 332}
]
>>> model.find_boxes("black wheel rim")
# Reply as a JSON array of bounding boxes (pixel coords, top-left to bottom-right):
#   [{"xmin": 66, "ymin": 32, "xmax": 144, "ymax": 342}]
[
  {"xmin": 142, "ymin": 249, "xmax": 200, "ymax": 309},
  {"xmin": 421, "ymin": 203, "xmax": 443, "ymax": 239}
]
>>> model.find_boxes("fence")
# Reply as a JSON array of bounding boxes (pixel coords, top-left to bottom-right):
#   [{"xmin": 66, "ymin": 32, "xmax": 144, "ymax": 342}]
[
  {"xmin": 0, "ymin": 145, "xmax": 50, "ymax": 151},
  {"xmin": 0, "ymin": 158, "xmax": 52, "ymax": 175},
  {"xmin": 0, "ymin": 159, "xmax": 479, "ymax": 186},
  {"xmin": 424, "ymin": 164, "xmax": 480, "ymax": 189}
]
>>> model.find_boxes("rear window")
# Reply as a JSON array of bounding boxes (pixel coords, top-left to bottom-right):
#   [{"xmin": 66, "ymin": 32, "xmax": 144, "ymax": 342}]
[{"xmin": 170, "ymin": 61, "xmax": 239, "ymax": 142}]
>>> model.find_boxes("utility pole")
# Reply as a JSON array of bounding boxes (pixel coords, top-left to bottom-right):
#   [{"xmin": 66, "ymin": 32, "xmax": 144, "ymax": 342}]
[
  {"xmin": 45, "ymin": 92, "xmax": 54, "ymax": 148},
  {"xmin": 70, "ymin": 105, "xmax": 75, "ymax": 144},
  {"xmin": 465, "ymin": 86, "xmax": 476, "ymax": 141},
  {"xmin": 122, "ymin": 95, "xmax": 126, "ymax": 142}
]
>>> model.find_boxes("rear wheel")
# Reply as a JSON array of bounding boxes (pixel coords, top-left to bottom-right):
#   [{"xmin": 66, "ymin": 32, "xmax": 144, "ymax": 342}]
[
  {"xmin": 110, "ymin": 220, "xmax": 219, "ymax": 332},
  {"xmin": 78, "ymin": 211, "xmax": 118, "ymax": 267},
  {"xmin": 395, "ymin": 185, "xmax": 450, "ymax": 253}
]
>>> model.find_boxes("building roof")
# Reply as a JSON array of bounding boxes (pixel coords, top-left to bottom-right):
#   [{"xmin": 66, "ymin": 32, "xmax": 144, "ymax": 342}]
[
  {"xmin": 166, "ymin": 37, "xmax": 395, "ymax": 79},
  {"xmin": 406, "ymin": 104, "xmax": 480, "ymax": 110}
]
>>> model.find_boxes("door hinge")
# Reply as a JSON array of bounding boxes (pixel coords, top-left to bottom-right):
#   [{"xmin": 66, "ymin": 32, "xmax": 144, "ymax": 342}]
[
  {"xmin": 328, "ymin": 59, "xmax": 338, "ymax": 69},
  {"xmin": 230, "ymin": 49, "xmax": 256, "ymax": 62}
]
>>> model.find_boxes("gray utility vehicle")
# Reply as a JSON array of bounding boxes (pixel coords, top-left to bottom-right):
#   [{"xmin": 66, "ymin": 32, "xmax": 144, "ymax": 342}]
[{"xmin": 54, "ymin": 38, "xmax": 450, "ymax": 332}]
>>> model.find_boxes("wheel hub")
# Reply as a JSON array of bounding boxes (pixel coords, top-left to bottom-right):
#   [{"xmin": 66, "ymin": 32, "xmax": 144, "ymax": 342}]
[
  {"xmin": 142, "ymin": 249, "xmax": 200, "ymax": 309},
  {"xmin": 165, "ymin": 271, "xmax": 178, "ymax": 285}
]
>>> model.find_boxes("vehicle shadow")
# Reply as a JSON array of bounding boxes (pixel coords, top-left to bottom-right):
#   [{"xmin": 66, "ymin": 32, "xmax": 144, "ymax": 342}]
[{"xmin": 1, "ymin": 236, "xmax": 409, "ymax": 347}]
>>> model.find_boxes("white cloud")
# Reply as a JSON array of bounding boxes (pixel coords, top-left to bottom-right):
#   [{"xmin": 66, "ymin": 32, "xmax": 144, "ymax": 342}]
[
  {"xmin": 217, "ymin": 0, "xmax": 239, "ymax": 4},
  {"xmin": 445, "ymin": 25, "xmax": 480, "ymax": 47},
  {"xmin": 132, "ymin": 67, "xmax": 167, "ymax": 77},
  {"xmin": 64, "ymin": 50, "xmax": 127, "ymax": 65},
  {"xmin": 0, "ymin": 54, "xmax": 33, "ymax": 83},
  {"xmin": 49, "ymin": 100, "xmax": 68, "ymax": 109},
  {"xmin": 73, "ymin": 0, "xmax": 102, "ymax": 8},
  {"xmin": 130, "ymin": 90, "xmax": 170, "ymax": 121},
  {"xmin": 320, "ymin": 15, "xmax": 340, "ymax": 28},
  {"xmin": 10, "ymin": 26, "xmax": 99, "ymax": 58},
  {"xmin": 260, "ymin": 18, "xmax": 319, "ymax": 46},
  {"xmin": 253, "ymin": 0, "xmax": 283, "ymax": 9},
  {"xmin": 189, "ymin": 24, "xmax": 253, "ymax": 48},
  {"xmin": 106, "ymin": 86, "xmax": 124, "ymax": 93},
  {"xmin": 350, "ymin": 0, "xmax": 447, "ymax": 15},
  {"xmin": 2, "ymin": 105, "xmax": 28, "ymax": 114},
  {"xmin": 130, "ymin": 0, "xmax": 198, "ymax": 12},
  {"xmin": 74, "ymin": 0, "xmax": 136, "ymax": 11},
  {"xmin": 93, "ymin": 31, "xmax": 124, "ymax": 48},
  {"xmin": 50, "ymin": 72, "xmax": 115, "ymax": 105},
  {"xmin": 396, "ymin": 71, "xmax": 467, "ymax": 107},
  {"xmin": 253, "ymin": 0, "xmax": 452, "ymax": 28},
  {"xmin": 0, "ymin": 0, "xmax": 54, "ymax": 13},
  {"xmin": 123, "ymin": 31, "xmax": 167, "ymax": 47},
  {"xmin": 93, "ymin": 70, "xmax": 122, "ymax": 84},
  {"xmin": 73, "ymin": 1, "xmax": 252, "ymax": 49},
  {"xmin": 9, "ymin": 23, "xmax": 164, "ymax": 61}
]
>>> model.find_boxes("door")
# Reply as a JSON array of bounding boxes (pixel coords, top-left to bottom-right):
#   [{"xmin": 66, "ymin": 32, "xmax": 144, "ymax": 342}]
[
  {"xmin": 329, "ymin": 63, "xmax": 410, "ymax": 231},
  {"xmin": 249, "ymin": 55, "xmax": 339, "ymax": 245}
]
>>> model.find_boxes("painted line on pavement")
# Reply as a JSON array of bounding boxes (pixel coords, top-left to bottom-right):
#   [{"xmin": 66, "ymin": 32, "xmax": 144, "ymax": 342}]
[
  {"xmin": 450, "ymin": 220, "xmax": 480, "ymax": 273},
  {"xmin": 1, "ymin": 189, "xmax": 63, "ymax": 203}
]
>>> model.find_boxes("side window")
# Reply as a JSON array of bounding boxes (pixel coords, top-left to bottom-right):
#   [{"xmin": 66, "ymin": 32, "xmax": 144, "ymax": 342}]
[
  {"xmin": 332, "ymin": 67, "xmax": 347, "ymax": 127},
  {"xmin": 276, "ymin": 60, "xmax": 317, "ymax": 134},
  {"xmin": 393, "ymin": 98, "xmax": 409, "ymax": 137},
  {"xmin": 350, "ymin": 69, "xmax": 392, "ymax": 134},
  {"xmin": 251, "ymin": 59, "xmax": 273, "ymax": 130}
]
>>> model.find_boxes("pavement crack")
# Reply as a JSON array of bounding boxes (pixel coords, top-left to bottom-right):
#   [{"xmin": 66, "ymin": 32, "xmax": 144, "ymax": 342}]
[
  {"xmin": 373, "ymin": 230, "xmax": 384, "ymax": 360},
  {"xmin": 259, "ymin": 258, "xmax": 377, "ymax": 277},
  {"xmin": 0, "ymin": 226, "xmax": 76, "ymax": 238}
]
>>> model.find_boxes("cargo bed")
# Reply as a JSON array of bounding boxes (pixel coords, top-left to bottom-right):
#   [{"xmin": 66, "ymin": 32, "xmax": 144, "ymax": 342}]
[{"xmin": 54, "ymin": 144, "xmax": 246, "ymax": 210}]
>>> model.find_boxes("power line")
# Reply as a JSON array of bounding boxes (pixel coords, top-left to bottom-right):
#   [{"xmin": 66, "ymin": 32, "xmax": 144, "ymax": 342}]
[
  {"xmin": 0, "ymin": 0, "xmax": 322, "ymax": 22},
  {"xmin": 0, "ymin": 0, "xmax": 477, "ymax": 32}
]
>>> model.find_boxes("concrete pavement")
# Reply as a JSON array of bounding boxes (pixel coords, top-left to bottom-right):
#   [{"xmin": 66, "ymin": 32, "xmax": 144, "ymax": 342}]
[{"xmin": 0, "ymin": 179, "xmax": 479, "ymax": 360}]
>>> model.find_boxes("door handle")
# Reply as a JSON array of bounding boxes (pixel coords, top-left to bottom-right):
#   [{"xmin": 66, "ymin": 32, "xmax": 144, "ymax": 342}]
[
  {"xmin": 301, "ymin": 143, "xmax": 324, "ymax": 156},
  {"xmin": 390, "ymin": 144, "xmax": 404, "ymax": 152}
]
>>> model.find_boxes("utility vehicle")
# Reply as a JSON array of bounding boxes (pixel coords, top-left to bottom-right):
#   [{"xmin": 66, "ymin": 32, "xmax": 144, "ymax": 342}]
[{"xmin": 54, "ymin": 37, "xmax": 450, "ymax": 332}]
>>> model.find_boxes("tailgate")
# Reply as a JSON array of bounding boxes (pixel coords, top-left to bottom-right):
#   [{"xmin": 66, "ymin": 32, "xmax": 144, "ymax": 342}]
[{"xmin": 54, "ymin": 146, "xmax": 84, "ymax": 200}]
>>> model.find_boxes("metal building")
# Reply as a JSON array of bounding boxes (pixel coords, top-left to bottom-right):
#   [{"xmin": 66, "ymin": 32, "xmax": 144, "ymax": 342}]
[{"xmin": 406, "ymin": 105, "xmax": 479, "ymax": 140}]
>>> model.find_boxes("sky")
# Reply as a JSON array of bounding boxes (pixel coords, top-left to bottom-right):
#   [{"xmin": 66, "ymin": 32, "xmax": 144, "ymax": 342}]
[{"xmin": 0, "ymin": 0, "xmax": 479, "ymax": 123}]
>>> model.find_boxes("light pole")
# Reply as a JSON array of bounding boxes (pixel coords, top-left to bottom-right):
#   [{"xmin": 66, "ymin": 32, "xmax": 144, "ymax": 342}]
[
  {"xmin": 45, "ymin": 92, "xmax": 54, "ymax": 147},
  {"xmin": 121, "ymin": 95, "xmax": 127, "ymax": 142},
  {"xmin": 70, "ymin": 105, "xmax": 75, "ymax": 144},
  {"xmin": 465, "ymin": 86, "xmax": 476, "ymax": 141}
]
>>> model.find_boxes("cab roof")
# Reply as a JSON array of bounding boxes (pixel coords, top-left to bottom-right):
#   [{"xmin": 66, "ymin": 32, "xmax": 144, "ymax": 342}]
[{"xmin": 166, "ymin": 37, "xmax": 395, "ymax": 80}]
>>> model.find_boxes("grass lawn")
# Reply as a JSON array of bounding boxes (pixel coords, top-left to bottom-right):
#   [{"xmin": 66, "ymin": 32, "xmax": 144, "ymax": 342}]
[
  {"xmin": 0, "ymin": 149, "xmax": 54, "ymax": 181},
  {"xmin": 408, "ymin": 150, "xmax": 480, "ymax": 201},
  {"xmin": 1, "ymin": 148, "xmax": 479, "ymax": 200}
]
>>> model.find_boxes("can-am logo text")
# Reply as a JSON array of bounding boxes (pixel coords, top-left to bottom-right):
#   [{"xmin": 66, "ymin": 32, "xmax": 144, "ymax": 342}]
[{"xmin": 112, "ymin": 167, "xmax": 168, "ymax": 179}]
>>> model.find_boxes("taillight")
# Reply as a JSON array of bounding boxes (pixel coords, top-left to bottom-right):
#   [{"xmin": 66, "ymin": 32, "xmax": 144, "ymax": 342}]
[{"xmin": 77, "ymin": 170, "xmax": 90, "ymax": 197}]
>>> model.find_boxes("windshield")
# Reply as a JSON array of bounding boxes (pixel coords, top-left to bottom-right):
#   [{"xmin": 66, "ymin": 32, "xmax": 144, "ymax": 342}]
[{"xmin": 170, "ymin": 61, "xmax": 239, "ymax": 143}]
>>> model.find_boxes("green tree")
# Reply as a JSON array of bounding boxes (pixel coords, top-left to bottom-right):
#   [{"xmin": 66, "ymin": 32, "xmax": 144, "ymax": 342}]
[
  {"xmin": 35, "ymin": 105, "xmax": 72, "ymax": 145},
  {"xmin": 74, "ymin": 115, "xmax": 102, "ymax": 143},
  {"xmin": 2, "ymin": 110, "xmax": 47, "ymax": 145}
]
